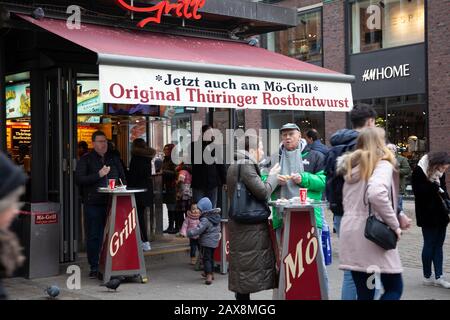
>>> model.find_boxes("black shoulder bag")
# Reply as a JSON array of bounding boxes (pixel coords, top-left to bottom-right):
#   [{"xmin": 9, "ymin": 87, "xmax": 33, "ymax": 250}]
[
  {"xmin": 438, "ymin": 193, "xmax": 450, "ymax": 215},
  {"xmin": 363, "ymin": 185, "xmax": 398, "ymax": 250},
  {"xmin": 228, "ymin": 164, "xmax": 271, "ymax": 224}
]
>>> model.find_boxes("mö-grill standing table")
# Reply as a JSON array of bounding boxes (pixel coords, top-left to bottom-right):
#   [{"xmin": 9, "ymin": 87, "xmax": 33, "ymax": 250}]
[
  {"xmin": 98, "ymin": 188, "xmax": 148, "ymax": 284},
  {"xmin": 269, "ymin": 201, "xmax": 329, "ymax": 300}
]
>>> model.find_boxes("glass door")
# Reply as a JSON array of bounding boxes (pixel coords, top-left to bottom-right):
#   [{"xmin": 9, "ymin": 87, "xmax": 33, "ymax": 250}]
[{"xmin": 46, "ymin": 67, "xmax": 78, "ymax": 262}]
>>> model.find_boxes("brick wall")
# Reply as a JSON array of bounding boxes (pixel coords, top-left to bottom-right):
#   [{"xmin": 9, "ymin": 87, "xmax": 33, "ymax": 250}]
[
  {"xmin": 427, "ymin": 0, "xmax": 450, "ymax": 189},
  {"xmin": 323, "ymin": 0, "xmax": 347, "ymax": 144}
]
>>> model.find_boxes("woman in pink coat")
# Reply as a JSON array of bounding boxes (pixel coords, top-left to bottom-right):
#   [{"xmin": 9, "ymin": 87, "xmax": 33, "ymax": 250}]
[{"xmin": 337, "ymin": 127, "xmax": 411, "ymax": 300}]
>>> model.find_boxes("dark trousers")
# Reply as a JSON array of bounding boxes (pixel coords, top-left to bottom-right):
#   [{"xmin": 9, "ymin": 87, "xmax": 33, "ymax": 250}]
[
  {"xmin": 351, "ymin": 271, "xmax": 403, "ymax": 300},
  {"xmin": 136, "ymin": 205, "xmax": 148, "ymax": 243},
  {"xmin": 421, "ymin": 226, "xmax": 447, "ymax": 279},
  {"xmin": 85, "ymin": 205, "xmax": 107, "ymax": 272},
  {"xmin": 190, "ymin": 238, "xmax": 200, "ymax": 258},
  {"xmin": 202, "ymin": 246, "xmax": 215, "ymax": 274},
  {"xmin": 175, "ymin": 210, "xmax": 185, "ymax": 230}
]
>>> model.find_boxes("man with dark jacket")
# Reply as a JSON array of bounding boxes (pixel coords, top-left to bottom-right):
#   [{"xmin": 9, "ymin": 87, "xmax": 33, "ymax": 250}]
[
  {"xmin": 75, "ymin": 131, "xmax": 126, "ymax": 278},
  {"xmin": 305, "ymin": 128, "xmax": 329, "ymax": 157},
  {"xmin": 190, "ymin": 125, "xmax": 227, "ymax": 207}
]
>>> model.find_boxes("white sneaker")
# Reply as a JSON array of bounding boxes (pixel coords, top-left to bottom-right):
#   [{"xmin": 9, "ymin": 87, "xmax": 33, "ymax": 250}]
[
  {"xmin": 142, "ymin": 242, "xmax": 152, "ymax": 252},
  {"xmin": 434, "ymin": 277, "xmax": 450, "ymax": 289},
  {"xmin": 423, "ymin": 277, "xmax": 434, "ymax": 286}
]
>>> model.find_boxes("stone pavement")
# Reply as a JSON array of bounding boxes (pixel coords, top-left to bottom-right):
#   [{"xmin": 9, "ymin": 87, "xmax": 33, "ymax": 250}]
[{"xmin": 3, "ymin": 201, "xmax": 450, "ymax": 300}]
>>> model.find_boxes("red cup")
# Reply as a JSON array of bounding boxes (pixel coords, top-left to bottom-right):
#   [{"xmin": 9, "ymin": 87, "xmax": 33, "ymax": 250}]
[
  {"xmin": 108, "ymin": 179, "xmax": 116, "ymax": 190},
  {"xmin": 299, "ymin": 188, "xmax": 307, "ymax": 204}
]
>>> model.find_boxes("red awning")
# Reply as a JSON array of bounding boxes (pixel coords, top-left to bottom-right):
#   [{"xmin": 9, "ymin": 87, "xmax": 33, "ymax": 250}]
[
  {"xmin": 18, "ymin": 14, "xmax": 344, "ymax": 77},
  {"xmin": 18, "ymin": 14, "xmax": 354, "ymax": 111}
]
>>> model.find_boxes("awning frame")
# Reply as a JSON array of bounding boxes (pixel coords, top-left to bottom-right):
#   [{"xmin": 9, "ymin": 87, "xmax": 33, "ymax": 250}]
[{"xmin": 98, "ymin": 53, "xmax": 355, "ymax": 83}]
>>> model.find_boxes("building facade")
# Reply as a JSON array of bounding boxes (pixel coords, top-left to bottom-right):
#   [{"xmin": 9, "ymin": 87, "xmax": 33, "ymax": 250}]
[{"xmin": 256, "ymin": 0, "xmax": 449, "ymax": 174}]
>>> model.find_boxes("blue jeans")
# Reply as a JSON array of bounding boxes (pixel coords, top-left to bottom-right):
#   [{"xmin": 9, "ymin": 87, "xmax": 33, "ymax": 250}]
[
  {"xmin": 421, "ymin": 227, "xmax": 447, "ymax": 279},
  {"xmin": 85, "ymin": 205, "xmax": 107, "ymax": 272},
  {"xmin": 193, "ymin": 188, "xmax": 218, "ymax": 208},
  {"xmin": 190, "ymin": 238, "xmax": 200, "ymax": 258},
  {"xmin": 351, "ymin": 271, "xmax": 403, "ymax": 300},
  {"xmin": 398, "ymin": 195, "xmax": 404, "ymax": 213},
  {"xmin": 317, "ymin": 228, "xmax": 329, "ymax": 297},
  {"xmin": 334, "ymin": 215, "xmax": 358, "ymax": 300}
]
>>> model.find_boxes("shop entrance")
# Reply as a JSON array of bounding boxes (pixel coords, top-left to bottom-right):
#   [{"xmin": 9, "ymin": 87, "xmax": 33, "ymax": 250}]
[{"xmin": 46, "ymin": 67, "xmax": 78, "ymax": 262}]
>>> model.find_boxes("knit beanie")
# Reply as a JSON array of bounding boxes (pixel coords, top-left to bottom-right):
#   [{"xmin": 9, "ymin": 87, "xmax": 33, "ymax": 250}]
[{"xmin": 0, "ymin": 152, "xmax": 27, "ymax": 201}]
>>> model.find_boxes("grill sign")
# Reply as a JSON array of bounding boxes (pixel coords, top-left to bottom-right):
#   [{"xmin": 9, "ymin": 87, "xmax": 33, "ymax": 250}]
[
  {"xmin": 115, "ymin": 0, "xmax": 206, "ymax": 27},
  {"xmin": 35, "ymin": 213, "xmax": 58, "ymax": 225}
]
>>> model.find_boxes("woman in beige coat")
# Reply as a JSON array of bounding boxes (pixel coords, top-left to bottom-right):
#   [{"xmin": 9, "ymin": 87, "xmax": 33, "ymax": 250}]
[{"xmin": 337, "ymin": 127, "xmax": 411, "ymax": 300}]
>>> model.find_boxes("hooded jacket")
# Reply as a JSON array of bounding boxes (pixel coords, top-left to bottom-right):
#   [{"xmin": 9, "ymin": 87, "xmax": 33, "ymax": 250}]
[
  {"xmin": 180, "ymin": 209, "xmax": 200, "ymax": 239},
  {"xmin": 310, "ymin": 139, "xmax": 329, "ymax": 157},
  {"xmin": 187, "ymin": 208, "xmax": 221, "ymax": 248},
  {"xmin": 337, "ymin": 153, "xmax": 403, "ymax": 274},
  {"xmin": 330, "ymin": 129, "xmax": 359, "ymax": 147}
]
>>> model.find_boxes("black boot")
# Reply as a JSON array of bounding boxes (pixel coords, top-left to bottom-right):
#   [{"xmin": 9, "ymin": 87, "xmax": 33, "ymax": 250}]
[
  {"xmin": 167, "ymin": 211, "xmax": 177, "ymax": 234},
  {"xmin": 164, "ymin": 210, "xmax": 175, "ymax": 233}
]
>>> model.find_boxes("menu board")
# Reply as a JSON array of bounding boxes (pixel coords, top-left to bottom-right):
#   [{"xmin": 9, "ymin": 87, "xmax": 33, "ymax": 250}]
[
  {"xmin": 6, "ymin": 126, "xmax": 11, "ymax": 149},
  {"xmin": 5, "ymin": 83, "xmax": 31, "ymax": 119},
  {"xmin": 77, "ymin": 124, "xmax": 112, "ymax": 149},
  {"xmin": 77, "ymin": 80, "xmax": 104, "ymax": 114},
  {"xmin": 6, "ymin": 122, "xmax": 32, "ymax": 149},
  {"xmin": 77, "ymin": 126, "xmax": 98, "ymax": 149}
]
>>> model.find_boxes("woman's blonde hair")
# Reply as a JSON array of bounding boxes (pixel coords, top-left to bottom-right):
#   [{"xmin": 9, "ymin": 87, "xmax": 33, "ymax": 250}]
[{"xmin": 344, "ymin": 127, "xmax": 396, "ymax": 181}]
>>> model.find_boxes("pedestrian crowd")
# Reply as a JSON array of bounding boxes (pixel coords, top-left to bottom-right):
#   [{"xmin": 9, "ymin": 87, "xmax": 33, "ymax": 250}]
[{"xmin": 0, "ymin": 105, "xmax": 449, "ymax": 300}]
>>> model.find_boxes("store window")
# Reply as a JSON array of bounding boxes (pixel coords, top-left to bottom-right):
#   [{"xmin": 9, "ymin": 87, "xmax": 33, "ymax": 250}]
[
  {"xmin": 356, "ymin": 94, "xmax": 427, "ymax": 168},
  {"xmin": 265, "ymin": 110, "xmax": 325, "ymax": 154},
  {"xmin": 350, "ymin": 0, "xmax": 425, "ymax": 54},
  {"xmin": 270, "ymin": 8, "xmax": 323, "ymax": 66},
  {"xmin": 5, "ymin": 72, "xmax": 32, "ymax": 173}
]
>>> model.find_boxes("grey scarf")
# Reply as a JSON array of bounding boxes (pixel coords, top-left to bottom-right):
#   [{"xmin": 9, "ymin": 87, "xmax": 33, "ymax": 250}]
[{"xmin": 280, "ymin": 140, "xmax": 306, "ymax": 199}]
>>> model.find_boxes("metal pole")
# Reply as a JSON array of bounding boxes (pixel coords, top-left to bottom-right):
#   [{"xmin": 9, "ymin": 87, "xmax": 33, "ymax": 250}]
[{"xmin": 98, "ymin": 53, "xmax": 356, "ymax": 83}]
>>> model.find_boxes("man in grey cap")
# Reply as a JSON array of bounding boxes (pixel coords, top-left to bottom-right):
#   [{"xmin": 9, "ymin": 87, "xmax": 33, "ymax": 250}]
[
  {"xmin": 273, "ymin": 123, "xmax": 329, "ymax": 295},
  {"xmin": 276, "ymin": 123, "xmax": 326, "ymax": 211}
]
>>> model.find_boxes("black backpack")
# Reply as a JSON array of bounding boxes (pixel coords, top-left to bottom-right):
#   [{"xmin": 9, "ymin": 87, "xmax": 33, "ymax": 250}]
[{"xmin": 324, "ymin": 141, "xmax": 356, "ymax": 216}]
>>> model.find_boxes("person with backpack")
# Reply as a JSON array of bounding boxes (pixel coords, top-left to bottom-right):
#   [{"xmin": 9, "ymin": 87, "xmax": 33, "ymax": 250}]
[{"xmin": 324, "ymin": 104, "xmax": 377, "ymax": 300}]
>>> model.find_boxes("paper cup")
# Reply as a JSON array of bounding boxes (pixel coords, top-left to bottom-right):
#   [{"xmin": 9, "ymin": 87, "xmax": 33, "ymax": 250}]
[
  {"xmin": 299, "ymin": 188, "xmax": 307, "ymax": 204},
  {"xmin": 108, "ymin": 179, "xmax": 116, "ymax": 190}
]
